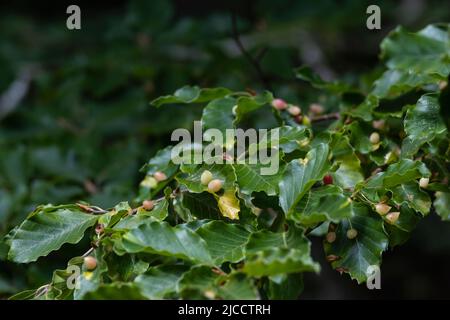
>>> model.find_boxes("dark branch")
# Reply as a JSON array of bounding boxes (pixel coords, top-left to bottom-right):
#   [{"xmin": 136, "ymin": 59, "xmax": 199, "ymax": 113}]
[
  {"xmin": 311, "ymin": 112, "xmax": 340, "ymax": 123},
  {"xmin": 230, "ymin": 13, "xmax": 272, "ymax": 91}
]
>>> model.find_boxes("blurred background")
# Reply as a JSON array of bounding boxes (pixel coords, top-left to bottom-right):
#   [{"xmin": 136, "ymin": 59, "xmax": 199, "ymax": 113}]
[{"xmin": 0, "ymin": 0, "xmax": 449, "ymax": 299}]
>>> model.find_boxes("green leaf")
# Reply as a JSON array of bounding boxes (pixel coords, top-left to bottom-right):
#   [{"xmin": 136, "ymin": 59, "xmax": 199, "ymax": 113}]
[
  {"xmin": 295, "ymin": 66, "xmax": 353, "ymax": 94},
  {"xmin": 380, "ymin": 25, "xmax": 450, "ymax": 79},
  {"xmin": 180, "ymin": 192, "xmax": 222, "ymax": 220},
  {"xmin": 289, "ymin": 185, "xmax": 353, "ymax": 227},
  {"xmin": 9, "ymin": 289, "xmax": 38, "ymax": 300},
  {"xmin": 331, "ymin": 135, "xmax": 364, "ymax": 190},
  {"xmin": 390, "ymin": 182, "xmax": 431, "ymax": 216},
  {"xmin": 383, "ymin": 159, "xmax": 430, "ymax": 187},
  {"xmin": 324, "ymin": 204, "xmax": 388, "ymax": 283},
  {"xmin": 402, "ymin": 94, "xmax": 447, "ymax": 158},
  {"xmin": 279, "ymin": 143, "xmax": 330, "ymax": 215},
  {"xmin": 372, "ymin": 69, "xmax": 440, "ymax": 99},
  {"xmin": 7, "ymin": 205, "xmax": 98, "ymax": 263},
  {"xmin": 359, "ymin": 159, "xmax": 430, "ymax": 202},
  {"xmin": 234, "ymin": 162, "xmax": 284, "ymax": 196},
  {"xmin": 217, "ymin": 272, "xmax": 259, "ymax": 300},
  {"xmin": 81, "ymin": 283, "xmax": 146, "ymax": 300},
  {"xmin": 178, "ymin": 266, "xmax": 259, "ymax": 299},
  {"xmin": 265, "ymin": 273, "xmax": 303, "ymax": 300},
  {"xmin": 243, "ymin": 224, "xmax": 319, "ymax": 277},
  {"xmin": 434, "ymin": 191, "xmax": 450, "ymax": 221},
  {"xmin": 119, "ymin": 220, "xmax": 213, "ymax": 264},
  {"xmin": 384, "ymin": 204, "xmax": 422, "ymax": 233},
  {"xmin": 151, "ymin": 86, "xmax": 231, "ymax": 107},
  {"xmin": 201, "ymin": 97, "xmax": 237, "ymax": 148},
  {"xmin": 347, "ymin": 122, "xmax": 375, "ymax": 154},
  {"xmin": 347, "ymin": 95, "xmax": 378, "ymax": 121},
  {"xmin": 112, "ymin": 214, "xmax": 150, "ymax": 232},
  {"xmin": 135, "ymin": 265, "xmax": 189, "ymax": 299},
  {"xmin": 234, "ymin": 91, "xmax": 273, "ymax": 124},
  {"xmin": 196, "ymin": 221, "xmax": 251, "ymax": 264},
  {"xmin": 264, "ymin": 126, "xmax": 311, "ymax": 153},
  {"xmin": 177, "ymin": 265, "xmax": 219, "ymax": 298}
]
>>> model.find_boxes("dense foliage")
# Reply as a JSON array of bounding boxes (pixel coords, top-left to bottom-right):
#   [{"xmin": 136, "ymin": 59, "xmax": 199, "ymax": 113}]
[{"xmin": 3, "ymin": 22, "xmax": 449, "ymax": 299}]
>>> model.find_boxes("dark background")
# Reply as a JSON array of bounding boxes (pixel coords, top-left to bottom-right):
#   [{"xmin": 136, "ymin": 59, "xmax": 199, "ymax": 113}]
[{"xmin": 0, "ymin": 0, "xmax": 449, "ymax": 299}]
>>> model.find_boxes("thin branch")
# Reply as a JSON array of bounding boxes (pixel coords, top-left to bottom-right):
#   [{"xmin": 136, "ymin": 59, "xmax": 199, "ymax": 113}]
[
  {"xmin": 230, "ymin": 13, "xmax": 272, "ymax": 90},
  {"xmin": 76, "ymin": 203, "xmax": 108, "ymax": 214},
  {"xmin": 255, "ymin": 47, "xmax": 269, "ymax": 62},
  {"xmin": 82, "ymin": 247, "xmax": 94, "ymax": 258},
  {"xmin": 311, "ymin": 112, "xmax": 340, "ymax": 123}
]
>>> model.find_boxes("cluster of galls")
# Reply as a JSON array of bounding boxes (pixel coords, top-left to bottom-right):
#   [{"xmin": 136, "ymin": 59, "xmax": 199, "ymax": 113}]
[
  {"xmin": 140, "ymin": 170, "xmax": 169, "ymax": 211},
  {"xmin": 325, "ymin": 176, "xmax": 430, "ymax": 245},
  {"xmin": 271, "ymin": 98, "xmax": 324, "ymax": 126},
  {"xmin": 326, "ymin": 223, "xmax": 358, "ymax": 244},
  {"xmin": 374, "ymin": 177, "xmax": 429, "ymax": 224},
  {"xmin": 201, "ymin": 170, "xmax": 223, "ymax": 193},
  {"xmin": 140, "ymin": 170, "xmax": 168, "ymax": 189}
]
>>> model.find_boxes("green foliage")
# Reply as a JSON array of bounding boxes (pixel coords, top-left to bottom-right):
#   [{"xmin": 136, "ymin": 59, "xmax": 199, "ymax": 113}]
[
  {"xmin": 2, "ymin": 18, "xmax": 450, "ymax": 300},
  {"xmin": 7, "ymin": 205, "xmax": 98, "ymax": 263}
]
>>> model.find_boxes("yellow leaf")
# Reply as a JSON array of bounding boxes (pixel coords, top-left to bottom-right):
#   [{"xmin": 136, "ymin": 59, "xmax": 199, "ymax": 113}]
[{"xmin": 217, "ymin": 191, "xmax": 240, "ymax": 220}]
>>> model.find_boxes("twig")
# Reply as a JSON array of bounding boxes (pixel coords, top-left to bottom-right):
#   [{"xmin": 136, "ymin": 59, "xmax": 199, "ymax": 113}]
[
  {"xmin": 34, "ymin": 284, "xmax": 50, "ymax": 298},
  {"xmin": 230, "ymin": 13, "xmax": 272, "ymax": 91},
  {"xmin": 255, "ymin": 47, "xmax": 269, "ymax": 62},
  {"xmin": 82, "ymin": 247, "xmax": 94, "ymax": 258},
  {"xmin": 76, "ymin": 203, "xmax": 108, "ymax": 214},
  {"xmin": 311, "ymin": 112, "xmax": 340, "ymax": 123}
]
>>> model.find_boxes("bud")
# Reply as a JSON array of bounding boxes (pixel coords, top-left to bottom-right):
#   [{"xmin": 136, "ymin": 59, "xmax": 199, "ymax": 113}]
[
  {"xmin": 323, "ymin": 175, "xmax": 333, "ymax": 185},
  {"xmin": 326, "ymin": 231, "xmax": 336, "ymax": 243},
  {"xmin": 372, "ymin": 119, "xmax": 385, "ymax": 130},
  {"xmin": 369, "ymin": 132, "xmax": 380, "ymax": 144},
  {"xmin": 326, "ymin": 254, "xmax": 340, "ymax": 262},
  {"xmin": 346, "ymin": 228, "xmax": 358, "ymax": 239},
  {"xmin": 83, "ymin": 256, "xmax": 97, "ymax": 271},
  {"xmin": 140, "ymin": 176, "xmax": 158, "ymax": 189},
  {"xmin": 95, "ymin": 224, "xmax": 104, "ymax": 235},
  {"xmin": 201, "ymin": 170, "xmax": 213, "ymax": 185},
  {"xmin": 204, "ymin": 290, "xmax": 216, "ymax": 300},
  {"xmin": 385, "ymin": 211, "xmax": 400, "ymax": 224},
  {"xmin": 271, "ymin": 98, "xmax": 288, "ymax": 110},
  {"xmin": 153, "ymin": 171, "xmax": 167, "ymax": 182},
  {"xmin": 288, "ymin": 105, "xmax": 301, "ymax": 116},
  {"xmin": 336, "ymin": 267, "xmax": 348, "ymax": 273},
  {"xmin": 375, "ymin": 203, "xmax": 391, "ymax": 216},
  {"xmin": 419, "ymin": 177, "xmax": 429, "ymax": 189},
  {"xmin": 309, "ymin": 103, "xmax": 324, "ymax": 115},
  {"xmin": 142, "ymin": 200, "xmax": 154, "ymax": 211},
  {"xmin": 208, "ymin": 179, "xmax": 223, "ymax": 193}
]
